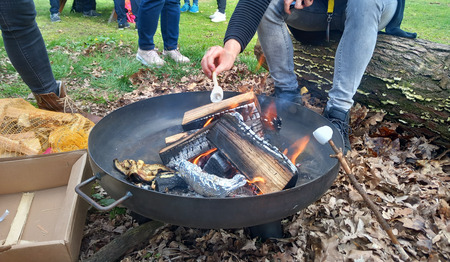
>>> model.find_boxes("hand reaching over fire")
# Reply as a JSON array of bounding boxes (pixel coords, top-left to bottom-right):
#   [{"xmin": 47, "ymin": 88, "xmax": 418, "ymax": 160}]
[{"xmin": 201, "ymin": 39, "xmax": 241, "ymax": 79}]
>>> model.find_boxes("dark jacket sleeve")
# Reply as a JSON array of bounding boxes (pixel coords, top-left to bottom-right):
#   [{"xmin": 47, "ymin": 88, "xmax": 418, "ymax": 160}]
[{"xmin": 224, "ymin": 0, "xmax": 272, "ymax": 52}]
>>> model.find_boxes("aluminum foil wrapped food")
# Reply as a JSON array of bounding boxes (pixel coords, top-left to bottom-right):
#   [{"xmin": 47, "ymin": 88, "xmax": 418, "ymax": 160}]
[{"xmin": 176, "ymin": 159, "xmax": 247, "ymax": 197}]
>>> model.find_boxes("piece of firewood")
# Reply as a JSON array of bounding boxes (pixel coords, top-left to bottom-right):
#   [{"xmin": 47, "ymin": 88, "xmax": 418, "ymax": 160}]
[
  {"xmin": 207, "ymin": 113, "xmax": 297, "ymax": 194},
  {"xmin": 83, "ymin": 220, "xmax": 165, "ymax": 262},
  {"xmin": 182, "ymin": 92, "xmax": 263, "ymax": 134},
  {"xmin": 4, "ymin": 193, "xmax": 35, "ymax": 246},
  {"xmin": 159, "ymin": 124, "xmax": 215, "ymax": 168},
  {"xmin": 0, "ymin": 135, "xmax": 40, "ymax": 155},
  {"xmin": 164, "ymin": 129, "xmax": 199, "ymax": 145}
]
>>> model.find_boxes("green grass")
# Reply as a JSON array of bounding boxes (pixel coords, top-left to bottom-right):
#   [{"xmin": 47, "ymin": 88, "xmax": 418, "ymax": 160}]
[
  {"xmin": 402, "ymin": 0, "xmax": 450, "ymax": 44},
  {"xmin": 0, "ymin": 0, "xmax": 448, "ymax": 103}
]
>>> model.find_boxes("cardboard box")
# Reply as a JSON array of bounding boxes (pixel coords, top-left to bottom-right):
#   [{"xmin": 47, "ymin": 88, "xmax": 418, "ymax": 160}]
[{"xmin": 0, "ymin": 150, "xmax": 92, "ymax": 262}]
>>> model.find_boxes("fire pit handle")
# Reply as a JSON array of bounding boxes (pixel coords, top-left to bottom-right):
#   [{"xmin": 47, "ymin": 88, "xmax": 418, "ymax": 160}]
[{"xmin": 75, "ymin": 174, "xmax": 133, "ymax": 212}]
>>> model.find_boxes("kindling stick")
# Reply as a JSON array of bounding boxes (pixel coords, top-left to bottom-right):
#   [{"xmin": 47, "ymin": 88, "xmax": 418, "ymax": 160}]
[{"xmin": 313, "ymin": 126, "xmax": 410, "ymax": 261}]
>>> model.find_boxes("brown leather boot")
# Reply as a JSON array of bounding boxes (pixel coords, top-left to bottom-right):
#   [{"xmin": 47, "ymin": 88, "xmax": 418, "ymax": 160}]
[{"xmin": 33, "ymin": 81, "xmax": 102, "ymax": 123}]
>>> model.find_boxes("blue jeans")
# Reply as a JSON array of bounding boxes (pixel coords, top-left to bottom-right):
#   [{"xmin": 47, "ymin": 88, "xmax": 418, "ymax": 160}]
[
  {"xmin": 257, "ymin": 0, "xmax": 397, "ymax": 112},
  {"xmin": 138, "ymin": 0, "xmax": 180, "ymax": 51},
  {"xmin": 216, "ymin": 0, "xmax": 226, "ymax": 13},
  {"xmin": 0, "ymin": 0, "xmax": 58, "ymax": 94},
  {"xmin": 184, "ymin": 0, "xmax": 198, "ymax": 4},
  {"xmin": 82, "ymin": 0, "xmax": 96, "ymax": 12},
  {"xmin": 113, "ymin": 0, "xmax": 128, "ymax": 24},
  {"xmin": 49, "ymin": 0, "xmax": 60, "ymax": 14}
]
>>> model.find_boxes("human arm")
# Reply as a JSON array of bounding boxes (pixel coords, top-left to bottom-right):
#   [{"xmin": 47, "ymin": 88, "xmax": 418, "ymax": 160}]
[
  {"xmin": 201, "ymin": 39, "xmax": 241, "ymax": 78},
  {"xmin": 201, "ymin": 0, "xmax": 271, "ymax": 78}
]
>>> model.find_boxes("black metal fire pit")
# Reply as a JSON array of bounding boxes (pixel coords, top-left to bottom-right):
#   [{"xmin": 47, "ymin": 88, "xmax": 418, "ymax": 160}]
[{"xmin": 76, "ymin": 91, "xmax": 343, "ymax": 229}]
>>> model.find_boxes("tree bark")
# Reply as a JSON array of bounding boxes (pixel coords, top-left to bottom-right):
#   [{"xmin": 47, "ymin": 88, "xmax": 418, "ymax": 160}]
[
  {"xmin": 83, "ymin": 220, "xmax": 165, "ymax": 262},
  {"xmin": 254, "ymin": 32, "xmax": 450, "ymax": 147}
]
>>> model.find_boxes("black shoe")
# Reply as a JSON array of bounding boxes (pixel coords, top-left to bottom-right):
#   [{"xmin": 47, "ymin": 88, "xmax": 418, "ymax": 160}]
[
  {"xmin": 272, "ymin": 87, "xmax": 302, "ymax": 104},
  {"xmin": 323, "ymin": 106, "xmax": 351, "ymax": 154},
  {"xmin": 118, "ymin": 22, "xmax": 130, "ymax": 30},
  {"xmin": 83, "ymin": 10, "xmax": 101, "ymax": 17}
]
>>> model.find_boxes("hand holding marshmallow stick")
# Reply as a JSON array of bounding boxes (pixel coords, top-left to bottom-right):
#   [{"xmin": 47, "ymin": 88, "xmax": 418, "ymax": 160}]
[{"xmin": 313, "ymin": 126, "xmax": 410, "ymax": 261}]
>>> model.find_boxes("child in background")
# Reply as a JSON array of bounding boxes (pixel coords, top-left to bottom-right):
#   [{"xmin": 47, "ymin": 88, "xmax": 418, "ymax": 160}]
[{"xmin": 180, "ymin": 0, "xmax": 199, "ymax": 13}]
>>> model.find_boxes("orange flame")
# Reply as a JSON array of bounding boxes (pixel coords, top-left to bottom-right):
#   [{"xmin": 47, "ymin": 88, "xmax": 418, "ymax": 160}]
[
  {"xmin": 285, "ymin": 136, "xmax": 310, "ymax": 163},
  {"xmin": 263, "ymin": 101, "xmax": 277, "ymax": 130},
  {"xmin": 247, "ymin": 177, "xmax": 265, "ymax": 184},
  {"xmin": 203, "ymin": 117, "xmax": 214, "ymax": 127},
  {"xmin": 192, "ymin": 148, "xmax": 217, "ymax": 165}
]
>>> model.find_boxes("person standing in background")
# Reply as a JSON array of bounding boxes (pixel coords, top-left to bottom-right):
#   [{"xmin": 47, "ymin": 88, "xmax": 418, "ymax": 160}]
[
  {"xmin": 180, "ymin": 0, "xmax": 199, "ymax": 13},
  {"xmin": 0, "ymin": 0, "xmax": 101, "ymax": 123},
  {"xmin": 49, "ymin": 0, "xmax": 61, "ymax": 22},
  {"xmin": 136, "ymin": 0, "xmax": 190, "ymax": 67},
  {"xmin": 113, "ymin": 0, "xmax": 137, "ymax": 29},
  {"xmin": 209, "ymin": 0, "xmax": 226, "ymax": 22},
  {"xmin": 82, "ymin": 0, "xmax": 101, "ymax": 17}
]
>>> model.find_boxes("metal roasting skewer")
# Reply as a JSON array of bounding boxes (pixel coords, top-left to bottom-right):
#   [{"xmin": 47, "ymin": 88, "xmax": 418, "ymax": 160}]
[
  {"xmin": 210, "ymin": 71, "xmax": 223, "ymax": 103},
  {"xmin": 313, "ymin": 126, "xmax": 410, "ymax": 261}
]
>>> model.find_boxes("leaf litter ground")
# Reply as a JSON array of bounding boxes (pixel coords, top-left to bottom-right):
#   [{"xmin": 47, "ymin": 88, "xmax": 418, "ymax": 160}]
[{"xmin": 79, "ymin": 64, "xmax": 449, "ymax": 262}]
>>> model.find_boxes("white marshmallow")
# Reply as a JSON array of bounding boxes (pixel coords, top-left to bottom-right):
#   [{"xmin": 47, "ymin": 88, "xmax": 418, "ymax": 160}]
[{"xmin": 313, "ymin": 126, "xmax": 333, "ymax": 145}]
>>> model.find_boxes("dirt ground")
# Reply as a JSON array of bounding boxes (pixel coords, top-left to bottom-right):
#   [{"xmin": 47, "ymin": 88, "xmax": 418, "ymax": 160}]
[{"xmin": 78, "ymin": 65, "xmax": 449, "ymax": 262}]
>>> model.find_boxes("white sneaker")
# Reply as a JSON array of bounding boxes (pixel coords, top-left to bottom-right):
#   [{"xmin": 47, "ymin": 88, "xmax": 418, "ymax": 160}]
[
  {"xmin": 162, "ymin": 49, "xmax": 190, "ymax": 63},
  {"xmin": 211, "ymin": 12, "xmax": 226, "ymax": 23},
  {"xmin": 136, "ymin": 48, "xmax": 165, "ymax": 67},
  {"xmin": 209, "ymin": 9, "xmax": 219, "ymax": 19}
]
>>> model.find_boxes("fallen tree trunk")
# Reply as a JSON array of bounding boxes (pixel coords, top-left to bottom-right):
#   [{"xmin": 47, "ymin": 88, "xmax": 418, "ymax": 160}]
[{"xmin": 254, "ymin": 32, "xmax": 450, "ymax": 147}]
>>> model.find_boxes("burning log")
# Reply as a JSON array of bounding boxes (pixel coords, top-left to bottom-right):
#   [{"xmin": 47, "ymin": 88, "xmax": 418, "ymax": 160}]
[
  {"xmin": 182, "ymin": 92, "xmax": 263, "ymax": 134},
  {"xmin": 207, "ymin": 113, "xmax": 298, "ymax": 194},
  {"xmin": 159, "ymin": 124, "xmax": 215, "ymax": 168}
]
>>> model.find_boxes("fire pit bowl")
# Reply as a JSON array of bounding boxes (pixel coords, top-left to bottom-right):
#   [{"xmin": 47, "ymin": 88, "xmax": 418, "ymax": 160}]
[{"xmin": 76, "ymin": 91, "xmax": 343, "ymax": 229}]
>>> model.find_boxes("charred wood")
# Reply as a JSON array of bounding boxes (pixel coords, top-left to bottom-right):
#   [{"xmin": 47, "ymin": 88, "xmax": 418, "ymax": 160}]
[
  {"xmin": 203, "ymin": 151, "xmax": 233, "ymax": 177},
  {"xmin": 159, "ymin": 124, "xmax": 215, "ymax": 168},
  {"xmin": 153, "ymin": 173, "xmax": 187, "ymax": 193},
  {"xmin": 207, "ymin": 113, "xmax": 297, "ymax": 194}
]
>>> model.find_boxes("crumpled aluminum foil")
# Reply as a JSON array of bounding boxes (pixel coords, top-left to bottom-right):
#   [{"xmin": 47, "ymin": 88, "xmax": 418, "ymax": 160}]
[{"xmin": 176, "ymin": 159, "xmax": 247, "ymax": 197}]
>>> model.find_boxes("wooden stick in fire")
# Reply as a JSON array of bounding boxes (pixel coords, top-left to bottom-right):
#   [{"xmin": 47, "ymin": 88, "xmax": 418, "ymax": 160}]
[
  {"xmin": 210, "ymin": 71, "xmax": 223, "ymax": 103},
  {"xmin": 313, "ymin": 126, "xmax": 410, "ymax": 261}
]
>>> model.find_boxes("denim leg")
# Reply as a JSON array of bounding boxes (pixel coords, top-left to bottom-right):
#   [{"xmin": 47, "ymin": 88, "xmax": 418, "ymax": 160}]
[
  {"xmin": 192, "ymin": 0, "xmax": 198, "ymax": 5},
  {"xmin": 49, "ymin": 0, "xmax": 60, "ymax": 14},
  {"xmin": 138, "ymin": 0, "xmax": 165, "ymax": 50},
  {"xmin": 327, "ymin": 0, "xmax": 397, "ymax": 111},
  {"xmin": 257, "ymin": 0, "xmax": 298, "ymax": 92},
  {"xmin": 0, "ymin": 0, "xmax": 57, "ymax": 94},
  {"xmin": 161, "ymin": 0, "xmax": 180, "ymax": 50},
  {"xmin": 131, "ymin": 0, "xmax": 139, "ymax": 26},
  {"xmin": 217, "ymin": 0, "xmax": 226, "ymax": 13},
  {"xmin": 82, "ymin": 0, "xmax": 96, "ymax": 12},
  {"xmin": 113, "ymin": 0, "xmax": 128, "ymax": 24}
]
